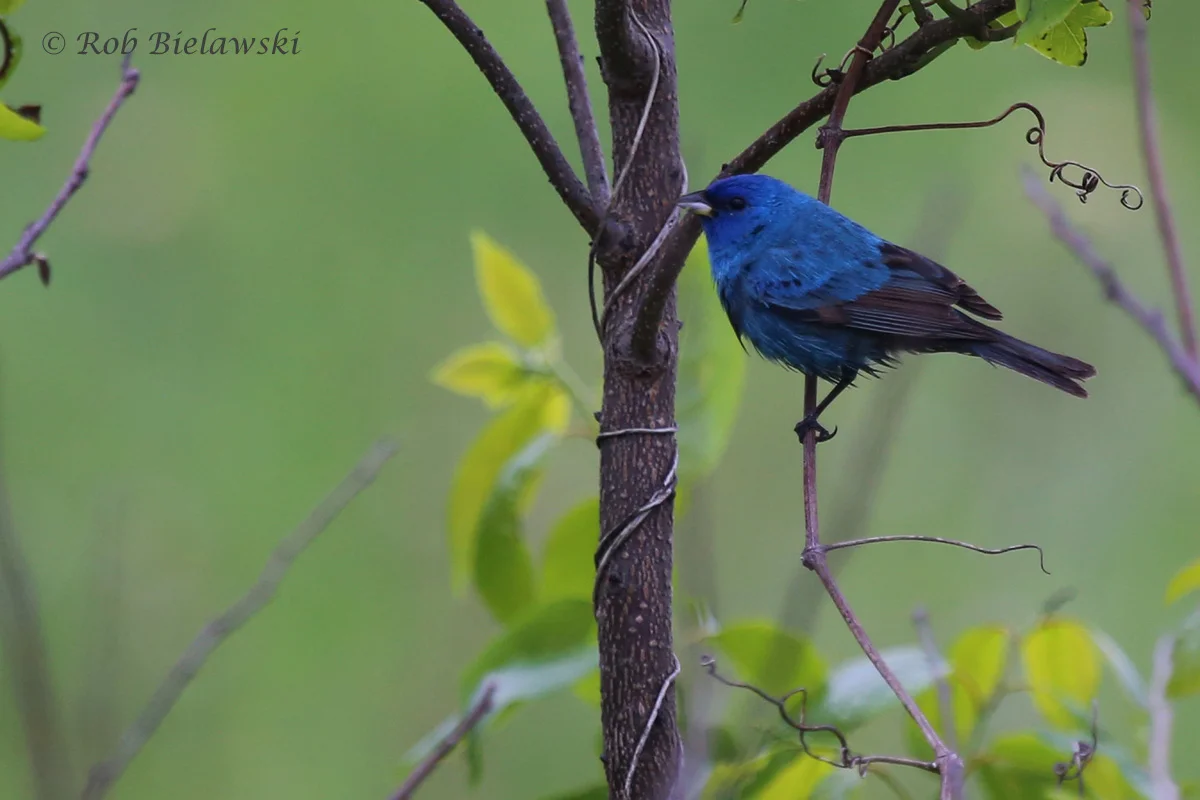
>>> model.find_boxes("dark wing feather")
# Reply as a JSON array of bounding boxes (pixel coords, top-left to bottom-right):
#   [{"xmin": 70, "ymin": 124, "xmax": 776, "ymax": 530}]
[
  {"xmin": 802, "ymin": 286, "xmax": 992, "ymax": 340},
  {"xmin": 878, "ymin": 242, "xmax": 1002, "ymax": 320}
]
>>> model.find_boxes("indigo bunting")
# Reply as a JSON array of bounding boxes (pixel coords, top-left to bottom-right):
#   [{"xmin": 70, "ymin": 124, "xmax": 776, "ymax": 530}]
[{"xmin": 678, "ymin": 174, "xmax": 1095, "ymax": 441}]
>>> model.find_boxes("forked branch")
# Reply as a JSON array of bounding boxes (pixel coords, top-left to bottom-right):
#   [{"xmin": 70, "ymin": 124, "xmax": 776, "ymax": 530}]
[{"xmin": 417, "ymin": 0, "xmax": 600, "ymax": 233}]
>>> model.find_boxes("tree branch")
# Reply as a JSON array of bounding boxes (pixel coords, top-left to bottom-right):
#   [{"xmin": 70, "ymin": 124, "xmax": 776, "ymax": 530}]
[
  {"xmin": 1127, "ymin": 0, "xmax": 1196, "ymax": 357},
  {"xmin": 82, "ymin": 440, "xmax": 399, "ymax": 800},
  {"xmin": 389, "ymin": 683, "xmax": 496, "ymax": 800},
  {"xmin": 1024, "ymin": 173, "xmax": 1200, "ymax": 405},
  {"xmin": 1147, "ymin": 633, "xmax": 1181, "ymax": 800},
  {"xmin": 417, "ymin": 0, "xmax": 600, "ymax": 234},
  {"xmin": 796, "ymin": 3, "xmax": 965, "ymax": 799},
  {"xmin": 546, "ymin": 0, "xmax": 610, "ymax": 209},
  {"xmin": 632, "ymin": 0, "xmax": 1016, "ymax": 356},
  {"xmin": 0, "ymin": 57, "xmax": 140, "ymax": 284}
]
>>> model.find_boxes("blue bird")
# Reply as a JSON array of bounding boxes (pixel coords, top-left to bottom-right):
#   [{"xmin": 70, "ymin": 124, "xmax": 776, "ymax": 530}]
[{"xmin": 678, "ymin": 174, "xmax": 1096, "ymax": 441}]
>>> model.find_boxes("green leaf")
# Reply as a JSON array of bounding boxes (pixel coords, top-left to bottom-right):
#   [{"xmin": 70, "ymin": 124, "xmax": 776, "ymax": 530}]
[
  {"xmin": 570, "ymin": 666, "xmax": 600, "ymax": 708},
  {"xmin": 541, "ymin": 497, "xmax": 599, "ymax": 602},
  {"xmin": 431, "ymin": 341, "xmax": 528, "ymax": 408},
  {"xmin": 751, "ymin": 753, "xmax": 835, "ymax": 799},
  {"xmin": 903, "ymin": 628, "xmax": 1010, "ymax": 761},
  {"xmin": 471, "ymin": 230, "xmax": 556, "ymax": 349},
  {"xmin": 460, "ymin": 598, "xmax": 596, "ymax": 697},
  {"xmin": 0, "ymin": 101, "xmax": 44, "ymax": 141},
  {"xmin": 1089, "ymin": 628, "xmax": 1149, "ymax": 708},
  {"xmin": 1015, "ymin": 0, "xmax": 1082, "ymax": 44},
  {"xmin": 0, "ymin": 26, "xmax": 23, "ymax": 92},
  {"xmin": 0, "ymin": 0, "xmax": 27, "ymax": 14},
  {"xmin": 676, "ymin": 231, "xmax": 746, "ymax": 480},
  {"xmin": 1024, "ymin": 0, "xmax": 1113, "ymax": 67},
  {"xmin": 951, "ymin": 625, "xmax": 1011, "ymax": 706},
  {"xmin": 447, "ymin": 382, "xmax": 568, "ymax": 593},
  {"xmin": 1166, "ymin": 557, "xmax": 1200, "ymax": 606},
  {"xmin": 473, "ymin": 433, "xmax": 556, "ymax": 624},
  {"xmin": 1168, "ymin": 614, "xmax": 1200, "ymax": 698},
  {"xmin": 819, "ymin": 646, "xmax": 943, "ymax": 730},
  {"xmin": 706, "ymin": 621, "xmax": 827, "ymax": 698},
  {"xmin": 1021, "ymin": 617, "xmax": 1100, "ymax": 729},
  {"xmin": 403, "ymin": 640, "xmax": 596, "ymax": 785}
]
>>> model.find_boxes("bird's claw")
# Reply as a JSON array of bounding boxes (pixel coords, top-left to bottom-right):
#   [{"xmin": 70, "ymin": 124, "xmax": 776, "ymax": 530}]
[{"xmin": 793, "ymin": 417, "xmax": 837, "ymax": 444}]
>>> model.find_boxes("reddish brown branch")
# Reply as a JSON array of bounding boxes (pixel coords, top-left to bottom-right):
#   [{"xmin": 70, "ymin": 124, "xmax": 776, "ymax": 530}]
[
  {"xmin": 417, "ymin": 0, "xmax": 599, "ymax": 234},
  {"xmin": 1127, "ymin": 1, "xmax": 1196, "ymax": 356},
  {"xmin": 546, "ymin": 0, "xmax": 610, "ymax": 208},
  {"xmin": 798, "ymin": 4, "xmax": 965, "ymax": 799},
  {"xmin": 1024, "ymin": 174, "xmax": 1200, "ymax": 405},
  {"xmin": 0, "ymin": 57, "xmax": 140, "ymax": 283},
  {"xmin": 391, "ymin": 684, "xmax": 497, "ymax": 800}
]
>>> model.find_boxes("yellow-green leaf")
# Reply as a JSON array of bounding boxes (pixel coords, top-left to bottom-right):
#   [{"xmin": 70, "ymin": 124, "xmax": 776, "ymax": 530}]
[
  {"xmin": 0, "ymin": 26, "xmax": 23, "ymax": 92},
  {"xmin": 471, "ymin": 231, "xmax": 556, "ymax": 349},
  {"xmin": 541, "ymin": 497, "xmax": 599, "ymax": 602},
  {"xmin": 1169, "ymin": 615, "xmax": 1200, "ymax": 699},
  {"xmin": 0, "ymin": 102, "xmax": 44, "ymax": 141},
  {"xmin": 473, "ymin": 433, "xmax": 556, "ymax": 624},
  {"xmin": 951, "ymin": 625, "xmax": 1011, "ymax": 706},
  {"xmin": 1166, "ymin": 557, "xmax": 1200, "ymax": 606},
  {"xmin": 707, "ymin": 621, "xmax": 827, "ymax": 698},
  {"xmin": 431, "ymin": 341, "xmax": 527, "ymax": 408},
  {"xmin": 751, "ymin": 754, "xmax": 834, "ymax": 800},
  {"xmin": 677, "ymin": 248, "xmax": 746, "ymax": 480},
  {"xmin": 570, "ymin": 667, "xmax": 600, "ymax": 708},
  {"xmin": 1015, "ymin": 0, "xmax": 1082, "ymax": 44},
  {"xmin": 1024, "ymin": 0, "xmax": 1113, "ymax": 67},
  {"xmin": 0, "ymin": 0, "xmax": 27, "ymax": 14},
  {"xmin": 905, "ymin": 682, "xmax": 977, "ymax": 762},
  {"xmin": 447, "ymin": 382, "xmax": 568, "ymax": 592},
  {"xmin": 1021, "ymin": 617, "xmax": 1100, "ymax": 729}
]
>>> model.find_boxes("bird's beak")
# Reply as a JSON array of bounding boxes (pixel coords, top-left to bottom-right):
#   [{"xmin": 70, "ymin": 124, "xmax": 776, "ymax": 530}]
[{"xmin": 676, "ymin": 191, "xmax": 713, "ymax": 217}]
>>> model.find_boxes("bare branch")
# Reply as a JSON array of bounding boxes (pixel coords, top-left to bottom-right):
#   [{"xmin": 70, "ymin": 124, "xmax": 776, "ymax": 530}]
[
  {"xmin": 912, "ymin": 607, "xmax": 956, "ymax": 753},
  {"xmin": 633, "ymin": 0, "xmax": 1017, "ymax": 358},
  {"xmin": 796, "ymin": 4, "xmax": 965, "ymax": 799},
  {"xmin": 82, "ymin": 440, "xmax": 399, "ymax": 800},
  {"xmin": 825, "ymin": 536, "xmax": 1049, "ymax": 575},
  {"xmin": 417, "ymin": 0, "xmax": 599, "ymax": 234},
  {"xmin": 1024, "ymin": 172, "xmax": 1200, "ymax": 405},
  {"xmin": 390, "ymin": 683, "xmax": 496, "ymax": 800},
  {"xmin": 546, "ymin": 0, "xmax": 610, "ymax": 209},
  {"xmin": 1147, "ymin": 634, "xmax": 1181, "ymax": 800},
  {"xmin": 0, "ymin": 57, "xmax": 140, "ymax": 283},
  {"xmin": 1127, "ymin": 1, "xmax": 1196, "ymax": 356},
  {"xmin": 0, "ymin": 429, "xmax": 71, "ymax": 800}
]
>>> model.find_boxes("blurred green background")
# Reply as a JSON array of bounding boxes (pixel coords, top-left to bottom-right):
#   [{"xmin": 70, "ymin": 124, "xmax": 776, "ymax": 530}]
[{"xmin": 1, "ymin": 0, "xmax": 1197, "ymax": 797}]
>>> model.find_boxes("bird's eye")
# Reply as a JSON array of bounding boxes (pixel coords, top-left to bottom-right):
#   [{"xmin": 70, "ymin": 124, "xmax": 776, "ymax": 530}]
[{"xmin": 729, "ymin": 196, "xmax": 747, "ymax": 211}]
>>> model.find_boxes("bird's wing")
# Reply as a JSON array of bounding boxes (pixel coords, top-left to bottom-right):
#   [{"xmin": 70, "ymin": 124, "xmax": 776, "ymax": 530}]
[
  {"xmin": 756, "ymin": 241, "xmax": 1002, "ymax": 341},
  {"xmin": 877, "ymin": 242, "xmax": 1002, "ymax": 320}
]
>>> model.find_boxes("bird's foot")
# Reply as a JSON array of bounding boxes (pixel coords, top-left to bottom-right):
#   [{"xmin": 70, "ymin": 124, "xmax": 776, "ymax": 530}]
[{"xmin": 793, "ymin": 416, "xmax": 837, "ymax": 444}]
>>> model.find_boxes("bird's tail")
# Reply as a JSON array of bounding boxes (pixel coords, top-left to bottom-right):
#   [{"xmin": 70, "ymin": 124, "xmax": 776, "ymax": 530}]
[{"xmin": 970, "ymin": 332, "xmax": 1096, "ymax": 398}]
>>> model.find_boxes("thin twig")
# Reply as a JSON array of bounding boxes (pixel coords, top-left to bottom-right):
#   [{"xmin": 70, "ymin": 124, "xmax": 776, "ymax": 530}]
[
  {"xmin": 1127, "ymin": 1, "xmax": 1196, "ymax": 356},
  {"xmin": 701, "ymin": 656, "xmax": 937, "ymax": 775},
  {"xmin": 824, "ymin": 536, "xmax": 1049, "ymax": 575},
  {"xmin": 82, "ymin": 440, "xmax": 399, "ymax": 800},
  {"xmin": 801, "ymin": 3, "xmax": 965, "ymax": 799},
  {"xmin": 390, "ymin": 683, "xmax": 497, "ymax": 800},
  {"xmin": 0, "ymin": 56, "xmax": 140, "ymax": 283},
  {"xmin": 1147, "ymin": 634, "xmax": 1181, "ymax": 800},
  {"xmin": 0, "ymin": 423, "xmax": 72, "ymax": 799},
  {"xmin": 913, "ymin": 607, "xmax": 956, "ymax": 753},
  {"xmin": 546, "ymin": 0, "xmax": 610, "ymax": 209},
  {"xmin": 1024, "ymin": 172, "xmax": 1200, "ymax": 405},
  {"xmin": 417, "ymin": 0, "xmax": 599, "ymax": 233}
]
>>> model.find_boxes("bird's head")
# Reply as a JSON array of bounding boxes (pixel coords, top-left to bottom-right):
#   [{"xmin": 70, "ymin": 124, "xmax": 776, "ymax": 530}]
[{"xmin": 677, "ymin": 174, "xmax": 806, "ymax": 253}]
